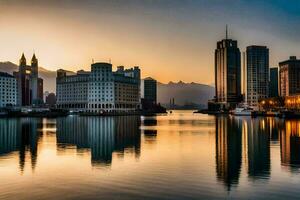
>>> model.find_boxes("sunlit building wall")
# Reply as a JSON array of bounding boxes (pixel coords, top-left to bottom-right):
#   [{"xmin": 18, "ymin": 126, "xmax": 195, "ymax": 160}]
[
  {"xmin": 0, "ymin": 72, "xmax": 17, "ymax": 108},
  {"xmin": 279, "ymin": 56, "xmax": 300, "ymax": 97},
  {"xmin": 215, "ymin": 37, "xmax": 241, "ymax": 108},
  {"xmin": 56, "ymin": 63, "xmax": 141, "ymax": 112}
]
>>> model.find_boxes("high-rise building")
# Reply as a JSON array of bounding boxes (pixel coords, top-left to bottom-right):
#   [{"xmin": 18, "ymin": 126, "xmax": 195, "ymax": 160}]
[
  {"xmin": 0, "ymin": 72, "xmax": 17, "ymax": 108},
  {"xmin": 215, "ymin": 29, "xmax": 241, "ymax": 108},
  {"xmin": 269, "ymin": 67, "xmax": 279, "ymax": 97},
  {"xmin": 279, "ymin": 56, "xmax": 300, "ymax": 97},
  {"xmin": 142, "ymin": 77, "xmax": 157, "ymax": 104},
  {"xmin": 14, "ymin": 53, "xmax": 44, "ymax": 106},
  {"xmin": 56, "ymin": 62, "xmax": 141, "ymax": 112},
  {"xmin": 246, "ymin": 46, "xmax": 269, "ymax": 107}
]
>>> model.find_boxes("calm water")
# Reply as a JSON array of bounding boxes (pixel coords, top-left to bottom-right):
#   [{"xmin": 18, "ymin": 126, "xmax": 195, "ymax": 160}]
[{"xmin": 1, "ymin": 110, "xmax": 300, "ymax": 199}]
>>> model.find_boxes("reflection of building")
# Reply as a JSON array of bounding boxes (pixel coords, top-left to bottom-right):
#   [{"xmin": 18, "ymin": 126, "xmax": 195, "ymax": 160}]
[
  {"xmin": 56, "ymin": 63, "xmax": 141, "ymax": 112},
  {"xmin": 142, "ymin": 117, "xmax": 158, "ymax": 144},
  {"xmin": 280, "ymin": 120, "xmax": 300, "ymax": 172},
  {"xmin": 246, "ymin": 118, "xmax": 270, "ymax": 179},
  {"xmin": 279, "ymin": 56, "xmax": 300, "ymax": 97},
  {"xmin": 0, "ymin": 72, "xmax": 17, "ymax": 107},
  {"xmin": 215, "ymin": 116, "xmax": 242, "ymax": 190},
  {"xmin": 269, "ymin": 68, "xmax": 279, "ymax": 97},
  {"xmin": 14, "ymin": 54, "xmax": 43, "ymax": 106},
  {"xmin": 0, "ymin": 118, "xmax": 41, "ymax": 172},
  {"xmin": 246, "ymin": 46, "xmax": 269, "ymax": 107},
  {"xmin": 56, "ymin": 116, "xmax": 141, "ymax": 166},
  {"xmin": 215, "ymin": 28, "xmax": 241, "ymax": 108}
]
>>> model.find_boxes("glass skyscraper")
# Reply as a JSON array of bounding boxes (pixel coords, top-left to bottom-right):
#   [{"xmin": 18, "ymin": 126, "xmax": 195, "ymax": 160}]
[
  {"xmin": 246, "ymin": 46, "xmax": 269, "ymax": 107},
  {"xmin": 215, "ymin": 37, "xmax": 241, "ymax": 108}
]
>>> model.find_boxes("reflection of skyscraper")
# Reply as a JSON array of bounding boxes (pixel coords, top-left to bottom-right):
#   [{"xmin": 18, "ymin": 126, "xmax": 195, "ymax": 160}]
[
  {"xmin": 215, "ymin": 116, "xmax": 242, "ymax": 190},
  {"xmin": 246, "ymin": 118, "xmax": 270, "ymax": 179},
  {"xmin": 56, "ymin": 116, "xmax": 141, "ymax": 166},
  {"xmin": 0, "ymin": 118, "xmax": 41, "ymax": 172},
  {"xmin": 280, "ymin": 120, "xmax": 300, "ymax": 172}
]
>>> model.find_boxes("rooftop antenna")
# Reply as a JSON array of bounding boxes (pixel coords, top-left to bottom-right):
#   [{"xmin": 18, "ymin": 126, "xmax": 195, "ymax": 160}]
[
  {"xmin": 109, "ymin": 58, "xmax": 111, "ymax": 64},
  {"xmin": 92, "ymin": 58, "xmax": 94, "ymax": 64},
  {"xmin": 226, "ymin": 24, "xmax": 228, "ymax": 39}
]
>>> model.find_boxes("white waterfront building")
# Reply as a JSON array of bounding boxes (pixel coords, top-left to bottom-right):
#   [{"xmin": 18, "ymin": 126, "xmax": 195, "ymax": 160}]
[
  {"xmin": 0, "ymin": 72, "xmax": 17, "ymax": 108},
  {"xmin": 56, "ymin": 62, "xmax": 141, "ymax": 113}
]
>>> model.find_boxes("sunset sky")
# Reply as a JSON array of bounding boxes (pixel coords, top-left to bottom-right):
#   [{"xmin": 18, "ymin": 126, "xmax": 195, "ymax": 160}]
[{"xmin": 0, "ymin": 0, "xmax": 300, "ymax": 84}]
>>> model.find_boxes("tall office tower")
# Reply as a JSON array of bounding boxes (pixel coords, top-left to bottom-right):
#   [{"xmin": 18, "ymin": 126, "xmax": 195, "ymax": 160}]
[
  {"xmin": 215, "ymin": 28, "xmax": 241, "ymax": 108},
  {"xmin": 269, "ymin": 67, "xmax": 279, "ymax": 97},
  {"xmin": 246, "ymin": 46, "xmax": 269, "ymax": 107},
  {"xmin": 279, "ymin": 56, "xmax": 300, "ymax": 97}
]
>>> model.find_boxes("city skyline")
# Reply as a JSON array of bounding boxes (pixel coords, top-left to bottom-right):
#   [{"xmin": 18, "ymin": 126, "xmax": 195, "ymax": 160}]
[{"xmin": 1, "ymin": 1, "xmax": 300, "ymax": 85}]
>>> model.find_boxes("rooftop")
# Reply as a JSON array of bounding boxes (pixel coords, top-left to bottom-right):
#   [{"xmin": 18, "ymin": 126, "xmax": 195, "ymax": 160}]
[{"xmin": 0, "ymin": 71, "xmax": 14, "ymax": 78}]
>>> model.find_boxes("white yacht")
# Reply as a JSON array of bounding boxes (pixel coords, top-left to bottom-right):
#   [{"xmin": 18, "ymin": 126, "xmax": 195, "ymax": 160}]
[{"xmin": 232, "ymin": 106, "xmax": 253, "ymax": 116}]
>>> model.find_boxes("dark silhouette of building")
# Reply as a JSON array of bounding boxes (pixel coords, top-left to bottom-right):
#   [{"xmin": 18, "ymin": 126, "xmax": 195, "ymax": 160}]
[
  {"xmin": 215, "ymin": 27, "xmax": 241, "ymax": 109},
  {"xmin": 14, "ymin": 53, "xmax": 43, "ymax": 106},
  {"xmin": 143, "ymin": 77, "xmax": 157, "ymax": 104},
  {"xmin": 269, "ymin": 67, "xmax": 279, "ymax": 97},
  {"xmin": 38, "ymin": 78, "xmax": 44, "ymax": 103},
  {"xmin": 246, "ymin": 46, "xmax": 269, "ymax": 107},
  {"xmin": 279, "ymin": 56, "xmax": 300, "ymax": 96},
  {"xmin": 215, "ymin": 116, "xmax": 242, "ymax": 191},
  {"xmin": 45, "ymin": 93, "xmax": 56, "ymax": 106}
]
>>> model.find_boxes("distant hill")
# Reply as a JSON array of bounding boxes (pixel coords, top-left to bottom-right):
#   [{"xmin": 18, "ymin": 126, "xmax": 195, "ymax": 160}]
[
  {"xmin": 0, "ymin": 62, "xmax": 215, "ymax": 106},
  {"xmin": 157, "ymin": 81, "xmax": 214, "ymax": 106},
  {"xmin": 0, "ymin": 62, "xmax": 57, "ymax": 93}
]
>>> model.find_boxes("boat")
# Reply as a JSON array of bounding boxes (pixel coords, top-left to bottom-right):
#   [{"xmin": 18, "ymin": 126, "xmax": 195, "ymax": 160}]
[
  {"xmin": 231, "ymin": 107, "xmax": 253, "ymax": 116},
  {"xmin": 265, "ymin": 110, "xmax": 281, "ymax": 117}
]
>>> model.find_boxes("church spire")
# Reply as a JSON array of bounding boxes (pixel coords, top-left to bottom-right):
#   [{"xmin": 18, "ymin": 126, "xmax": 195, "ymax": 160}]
[
  {"xmin": 32, "ymin": 53, "xmax": 37, "ymax": 61},
  {"xmin": 19, "ymin": 53, "xmax": 26, "ymax": 66}
]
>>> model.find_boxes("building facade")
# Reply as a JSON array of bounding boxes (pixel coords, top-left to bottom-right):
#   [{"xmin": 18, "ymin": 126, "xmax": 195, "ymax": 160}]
[
  {"xmin": 215, "ymin": 37, "xmax": 241, "ymax": 108},
  {"xmin": 246, "ymin": 46, "xmax": 269, "ymax": 107},
  {"xmin": 0, "ymin": 72, "xmax": 17, "ymax": 108},
  {"xmin": 279, "ymin": 56, "xmax": 300, "ymax": 97},
  {"xmin": 269, "ymin": 67, "xmax": 279, "ymax": 97},
  {"xmin": 56, "ymin": 62, "xmax": 141, "ymax": 112},
  {"xmin": 56, "ymin": 69, "xmax": 90, "ymax": 109},
  {"xmin": 14, "ymin": 53, "xmax": 43, "ymax": 106}
]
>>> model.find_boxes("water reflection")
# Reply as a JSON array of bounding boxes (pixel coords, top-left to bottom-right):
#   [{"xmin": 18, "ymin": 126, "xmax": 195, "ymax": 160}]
[
  {"xmin": 280, "ymin": 120, "xmax": 300, "ymax": 172},
  {"xmin": 215, "ymin": 116, "xmax": 242, "ymax": 191},
  {"xmin": 56, "ymin": 116, "xmax": 141, "ymax": 167},
  {"xmin": 0, "ymin": 118, "xmax": 42, "ymax": 173},
  {"xmin": 2, "ymin": 113, "xmax": 300, "ymax": 199},
  {"xmin": 245, "ymin": 118, "xmax": 270, "ymax": 180},
  {"xmin": 142, "ymin": 117, "xmax": 158, "ymax": 144}
]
